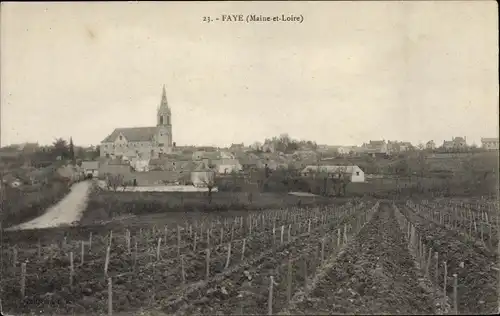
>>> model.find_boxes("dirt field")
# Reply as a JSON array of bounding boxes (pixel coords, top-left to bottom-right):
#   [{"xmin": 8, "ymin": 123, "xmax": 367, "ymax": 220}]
[
  {"xmin": 1, "ymin": 197, "xmax": 497, "ymax": 315},
  {"xmin": 287, "ymin": 203, "xmax": 441, "ymax": 315},
  {"xmin": 1, "ymin": 200, "xmax": 366, "ymax": 315},
  {"xmin": 398, "ymin": 202, "xmax": 498, "ymax": 314}
]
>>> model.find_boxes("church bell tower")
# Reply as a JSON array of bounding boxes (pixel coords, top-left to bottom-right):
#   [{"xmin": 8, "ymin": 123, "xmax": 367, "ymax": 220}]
[{"xmin": 156, "ymin": 85, "xmax": 173, "ymax": 151}]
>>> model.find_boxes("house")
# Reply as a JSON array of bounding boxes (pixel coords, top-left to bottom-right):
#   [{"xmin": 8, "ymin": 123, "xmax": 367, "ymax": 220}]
[
  {"xmin": 133, "ymin": 170, "xmax": 184, "ymax": 186},
  {"xmin": 192, "ymin": 151, "xmax": 221, "ymax": 161},
  {"xmin": 481, "ymin": 138, "xmax": 499, "ymax": 151},
  {"xmin": 262, "ymin": 142, "xmax": 276, "ymax": 153},
  {"xmin": 212, "ymin": 158, "xmax": 242, "ymax": 174},
  {"xmin": 100, "ymin": 85, "xmax": 173, "ymax": 159},
  {"xmin": 336, "ymin": 147, "xmax": 351, "ymax": 155},
  {"xmin": 220, "ymin": 151, "xmax": 236, "ymax": 159},
  {"xmin": 442, "ymin": 140, "xmax": 454, "ymax": 151},
  {"xmin": 399, "ymin": 142, "xmax": 413, "ymax": 152},
  {"xmin": 98, "ymin": 159, "xmax": 133, "ymax": 180},
  {"xmin": 386, "ymin": 141, "xmax": 413, "ymax": 154},
  {"xmin": 131, "ymin": 158, "xmax": 150, "ymax": 172},
  {"xmin": 362, "ymin": 140, "xmax": 388, "ymax": 156},
  {"xmin": 150, "ymin": 159, "xmax": 197, "ymax": 173},
  {"xmin": 443, "ymin": 137, "xmax": 467, "ymax": 152},
  {"xmin": 239, "ymin": 157, "xmax": 262, "ymax": 171},
  {"xmin": 301, "ymin": 165, "xmax": 365, "ymax": 183},
  {"xmin": 249, "ymin": 142, "xmax": 263, "ymax": 151},
  {"xmin": 18, "ymin": 142, "xmax": 40, "ymax": 154},
  {"xmin": 229, "ymin": 143, "xmax": 245, "ymax": 151},
  {"xmin": 82, "ymin": 161, "xmax": 99, "ymax": 178},
  {"xmin": 426, "ymin": 140, "xmax": 436, "ymax": 150},
  {"xmin": 191, "ymin": 161, "xmax": 216, "ymax": 187}
]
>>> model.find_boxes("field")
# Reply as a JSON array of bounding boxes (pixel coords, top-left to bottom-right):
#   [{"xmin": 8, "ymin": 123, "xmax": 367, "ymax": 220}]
[
  {"xmin": 1, "ymin": 199, "xmax": 369, "ymax": 315},
  {"xmin": 2, "ymin": 196, "xmax": 498, "ymax": 315}
]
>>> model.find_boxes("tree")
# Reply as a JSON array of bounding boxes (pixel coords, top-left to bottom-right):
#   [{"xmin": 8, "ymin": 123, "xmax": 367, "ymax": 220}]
[
  {"xmin": 52, "ymin": 138, "xmax": 69, "ymax": 160},
  {"xmin": 69, "ymin": 137, "xmax": 75, "ymax": 164},
  {"xmin": 330, "ymin": 166, "xmax": 350, "ymax": 196},
  {"xmin": 105, "ymin": 173, "xmax": 125, "ymax": 192},
  {"xmin": 202, "ymin": 170, "xmax": 217, "ymax": 204}
]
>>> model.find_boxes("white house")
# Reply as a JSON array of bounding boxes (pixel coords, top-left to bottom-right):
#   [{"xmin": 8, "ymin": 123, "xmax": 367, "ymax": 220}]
[
  {"xmin": 301, "ymin": 165, "xmax": 365, "ymax": 183},
  {"xmin": 132, "ymin": 158, "xmax": 150, "ymax": 172},
  {"xmin": 190, "ymin": 161, "xmax": 216, "ymax": 187},
  {"xmin": 481, "ymin": 138, "xmax": 499, "ymax": 151},
  {"xmin": 81, "ymin": 161, "xmax": 99, "ymax": 178},
  {"xmin": 213, "ymin": 158, "xmax": 242, "ymax": 174}
]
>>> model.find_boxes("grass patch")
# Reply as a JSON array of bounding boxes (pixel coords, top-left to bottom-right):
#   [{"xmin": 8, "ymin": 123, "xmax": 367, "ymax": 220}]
[
  {"xmin": 80, "ymin": 188, "xmax": 340, "ymax": 225},
  {"xmin": 1, "ymin": 180, "xmax": 71, "ymax": 228}
]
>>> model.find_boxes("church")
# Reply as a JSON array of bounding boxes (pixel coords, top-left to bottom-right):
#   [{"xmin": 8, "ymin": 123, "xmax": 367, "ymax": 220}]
[{"xmin": 100, "ymin": 85, "xmax": 174, "ymax": 160}]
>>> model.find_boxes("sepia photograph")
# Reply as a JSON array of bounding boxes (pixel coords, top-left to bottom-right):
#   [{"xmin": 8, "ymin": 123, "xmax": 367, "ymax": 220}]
[{"xmin": 0, "ymin": 1, "xmax": 498, "ymax": 315}]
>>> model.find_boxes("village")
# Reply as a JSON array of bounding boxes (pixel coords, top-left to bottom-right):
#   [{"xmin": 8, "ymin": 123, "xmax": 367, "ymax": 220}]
[{"xmin": 1, "ymin": 87, "xmax": 498, "ymax": 193}]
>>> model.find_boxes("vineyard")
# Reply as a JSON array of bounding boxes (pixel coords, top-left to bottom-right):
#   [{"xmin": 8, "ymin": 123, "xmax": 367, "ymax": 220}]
[{"xmin": 1, "ymin": 198, "xmax": 498, "ymax": 315}]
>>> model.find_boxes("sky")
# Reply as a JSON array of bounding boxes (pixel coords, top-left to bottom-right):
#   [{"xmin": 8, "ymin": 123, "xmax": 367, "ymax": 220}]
[{"xmin": 1, "ymin": 1, "xmax": 498, "ymax": 148}]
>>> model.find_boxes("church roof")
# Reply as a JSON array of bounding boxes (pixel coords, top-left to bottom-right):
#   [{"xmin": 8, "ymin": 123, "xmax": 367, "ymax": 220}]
[{"xmin": 101, "ymin": 127, "xmax": 157, "ymax": 143}]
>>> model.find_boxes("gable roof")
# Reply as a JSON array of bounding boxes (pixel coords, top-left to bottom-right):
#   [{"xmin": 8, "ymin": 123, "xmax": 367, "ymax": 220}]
[
  {"xmin": 212, "ymin": 158, "xmax": 241, "ymax": 166},
  {"xmin": 369, "ymin": 140, "xmax": 386, "ymax": 146},
  {"xmin": 481, "ymin": 137, "xmax": 499, "ymax": 142},
  {"xmin": 452, "ymin": 137, "xmax": 466, "ymax": 143},
  {"xmin": 82, "ymin": 161, "xmax": 99, "ymax": 170},
  {"xmin": 101, "ymin": 127, "xmax": 157, "ymax": 143},
  {"xmin": 107, "ymin": 158, "xmax": 130, "ymax": 165},
  {"xmin": 193, "ymin": 160, "xmax": 214, "ymax": 172},
  {"xmin": 192, "ymin": 151, "xmax": 221, "ymax": 160}
]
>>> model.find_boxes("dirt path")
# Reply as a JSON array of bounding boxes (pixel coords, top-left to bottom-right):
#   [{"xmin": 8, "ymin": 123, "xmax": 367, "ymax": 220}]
[
  {"xmin": 289, "ymin": 202, "xmax": 438, "ymax": 315},
  {"xmin": 5, "ymin": 181, "xmax": 92, "ymax": 231}
]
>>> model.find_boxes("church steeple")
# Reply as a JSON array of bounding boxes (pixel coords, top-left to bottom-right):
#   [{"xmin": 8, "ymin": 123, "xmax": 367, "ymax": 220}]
[
  {"xmin": 156, "ymin": 84, "xmax": 173, "ymax": 151},
  {"xmin": 157, "ymin": 84, "xmax": 171, "ymax": 127},
  {"xmin": 160, "ymin": 84, "xmax": 169, "ymax": 109}
]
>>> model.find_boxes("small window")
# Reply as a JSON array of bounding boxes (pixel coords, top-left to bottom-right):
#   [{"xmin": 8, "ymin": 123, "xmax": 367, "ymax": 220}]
[
  {"xmin": 119, "ymin": 135, "xmax": 123, "ymax": 140},
  {"xmin": 356, "ymin": 171, "xmax": 360, "ymax": 176}
]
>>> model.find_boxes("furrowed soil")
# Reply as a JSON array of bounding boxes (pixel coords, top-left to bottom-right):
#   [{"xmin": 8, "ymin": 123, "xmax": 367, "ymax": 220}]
[
  {"xmin": 165, "ymin": 206, "xmax": 370, "ymax": 316},
  {"xmin": 1, "ymin": 203, "xmax": 361, "ymax": 315},
  {"xmin": 399, "ymin": 204, "xmax": 498, "ymax": 315},
  {"xmin": 289, "ymin": 202, "xmax": 438, "ymax": 315},
  {"xmin": 417, "ymin": 203, "xmax": 498, "ymax": 254}
]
